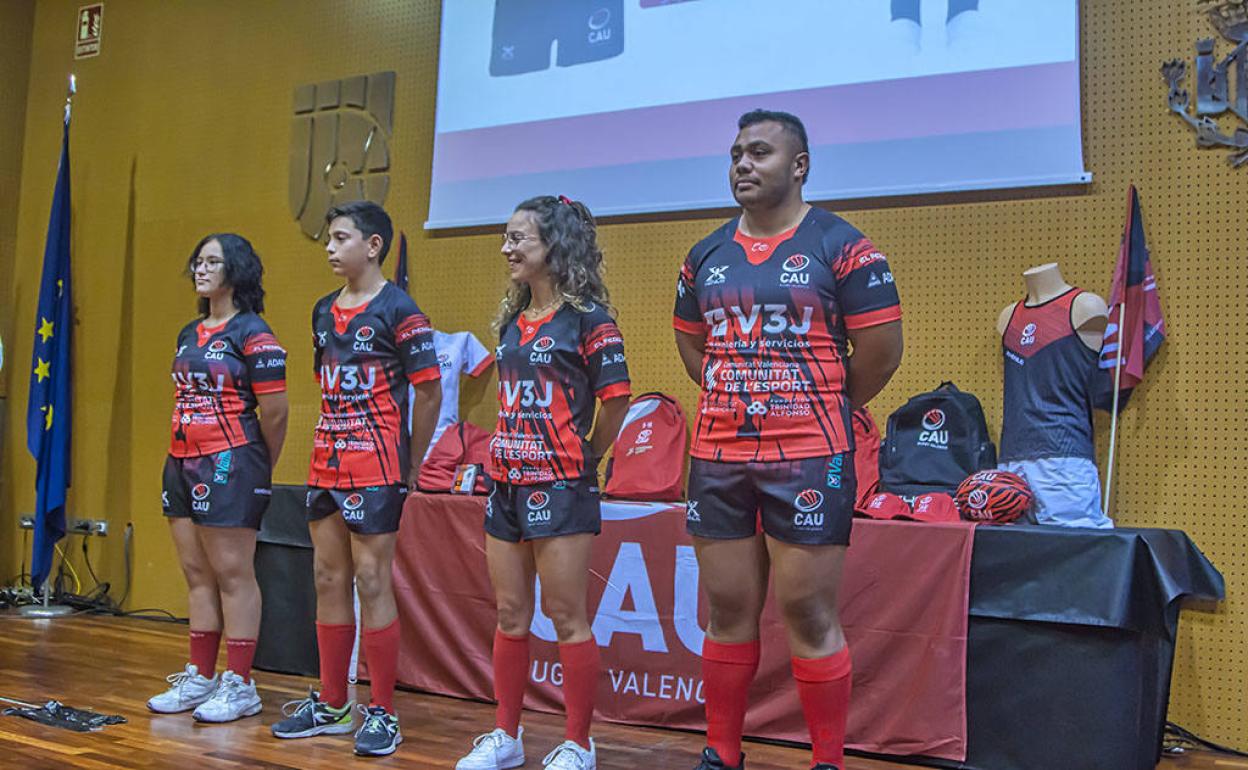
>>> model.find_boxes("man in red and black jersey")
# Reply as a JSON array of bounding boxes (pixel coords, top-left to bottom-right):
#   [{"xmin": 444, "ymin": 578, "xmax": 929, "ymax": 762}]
[
  {"xmin": 271, "ymin": 201, "xmax": 440, "ymax": 757},
  {"xmin": 154, "ymin": 233, "xmax": 288, "ymax": 724},
  {"xmin": 456, "ymin": 196, "xmax": 629, "ymax": 770},
  {"xmin": 673, "ymin": 111, "xmax": 904, "ymax": 770}
]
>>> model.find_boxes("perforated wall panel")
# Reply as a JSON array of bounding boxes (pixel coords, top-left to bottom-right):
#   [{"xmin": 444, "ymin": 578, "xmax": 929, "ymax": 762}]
[{"xmin": 2, "ymin": 0, "xmax": 1242, "ymax": 747}]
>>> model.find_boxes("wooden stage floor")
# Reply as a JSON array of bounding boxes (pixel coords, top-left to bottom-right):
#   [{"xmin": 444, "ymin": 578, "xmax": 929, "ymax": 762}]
[{"xmin": 0, "ymin": 615, "xmax": 1239, "ymax": 769}]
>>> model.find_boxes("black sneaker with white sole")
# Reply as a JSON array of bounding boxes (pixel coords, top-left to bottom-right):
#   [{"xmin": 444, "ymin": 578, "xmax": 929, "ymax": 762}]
[
  {"xmin": 354, "ymin": 705, "xmax": 402, "ymax": 756},
  {"xmin": 269, "ymin": 690, "xmax": 354, "ymax": 739}
]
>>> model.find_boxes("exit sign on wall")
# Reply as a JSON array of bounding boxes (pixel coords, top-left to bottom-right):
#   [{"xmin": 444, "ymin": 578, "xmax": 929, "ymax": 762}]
[{"xmin": 75, "ymin": 4, "xmax": 102, "ymax": 59}]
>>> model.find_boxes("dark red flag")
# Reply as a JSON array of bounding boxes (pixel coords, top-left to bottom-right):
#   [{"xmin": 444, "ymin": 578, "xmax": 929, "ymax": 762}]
[
  {"xmin": 394, "ymin": 231, "xmax": 409, "ymax": 293},
  {"xmin": 1099, "ymin": 185, "xmax": 1165, "ymax": 395}
]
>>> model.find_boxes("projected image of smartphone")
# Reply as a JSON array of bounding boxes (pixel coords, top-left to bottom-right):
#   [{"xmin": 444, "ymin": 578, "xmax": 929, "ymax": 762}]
[{"xmin": 490, "ymin": 0, "xmax": 624, "ymax": 77}]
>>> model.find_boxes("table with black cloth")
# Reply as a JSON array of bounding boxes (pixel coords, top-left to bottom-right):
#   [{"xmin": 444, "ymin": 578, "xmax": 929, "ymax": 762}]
[
  {"xmin": 253, "ymin": 485, "xmax": 319, "ymax": 677},
  {"xmin": 964, "ymin": 525, "xmax": 1223, "ymax": 770},
  {"xmin": 251, "ymin": 485, "xmax": 1223, "ymax": 770}
]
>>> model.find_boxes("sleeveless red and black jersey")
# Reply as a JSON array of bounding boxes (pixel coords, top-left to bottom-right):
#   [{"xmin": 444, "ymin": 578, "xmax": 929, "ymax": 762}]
[
  {"xmin": 169, "ymin": 312, "xmax": 287, "ymax": 458},
  {"xmin": 1000, "ymin": 289, "xmax": 1097, "ymax": 462},
  {"xmin": 489, "ymin": 303, "xmax": 631, "ymax": 485},
  {"xmin": 308, "ymin": 282, "xmax": 441, "ymax": 489},
  {"xmin": 673, "ymin": 207, "xmax": 902, "ymax": 462}
]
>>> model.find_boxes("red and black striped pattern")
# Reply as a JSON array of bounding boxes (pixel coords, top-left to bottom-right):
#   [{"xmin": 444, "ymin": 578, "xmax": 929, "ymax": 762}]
[{"xmin": 954, "ymin": 470, "xmax": 1033, "ymax": 524}]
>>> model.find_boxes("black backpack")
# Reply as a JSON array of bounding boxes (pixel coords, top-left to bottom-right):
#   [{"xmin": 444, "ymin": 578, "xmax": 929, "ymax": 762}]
[{"xmin": 879, "ymin": 382, "xmax": 997, "ymax": 498}]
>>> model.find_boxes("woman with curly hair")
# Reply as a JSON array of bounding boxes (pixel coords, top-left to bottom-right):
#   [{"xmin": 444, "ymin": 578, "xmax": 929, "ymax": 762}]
[
  {"xmin": 148, "ymin": 233, "xmax": 288, "ymax": 723},
  {"xmin": 456, "ymin": 196, "xmax": 631, "ymax": 770}
]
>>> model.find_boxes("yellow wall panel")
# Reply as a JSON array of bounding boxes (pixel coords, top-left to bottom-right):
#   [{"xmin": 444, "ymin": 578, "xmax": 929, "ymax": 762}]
[
  {"xmin": 0, "ymin": 0, "xmax": 35, "ymax": 581},
  {"xmin": 0, "ymin": 0, "xmax": 1243, "ymax": 748}
]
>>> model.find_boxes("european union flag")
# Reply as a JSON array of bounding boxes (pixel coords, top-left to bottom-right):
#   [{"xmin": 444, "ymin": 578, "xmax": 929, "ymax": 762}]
[{"xmin": 26, "ymin": 116, "xmax": 73, "ymax": 589}]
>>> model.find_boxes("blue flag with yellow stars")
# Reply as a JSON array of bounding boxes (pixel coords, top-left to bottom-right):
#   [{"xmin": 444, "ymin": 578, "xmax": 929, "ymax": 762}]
[{"xmin": 26, "ymin": 116, "xmax": 73, "ymax": 589}]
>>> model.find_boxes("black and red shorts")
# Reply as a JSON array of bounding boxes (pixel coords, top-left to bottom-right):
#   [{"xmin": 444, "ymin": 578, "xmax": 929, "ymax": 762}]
[
  {"xmin": 305, "ymin": 485, "xmax": 408, "ymax": 535},
  {"xmin": 162, "ymin": 442, "xmax": 272, "ymax": 529},
  {"xmin": 485, "ymin": 477, "xmax": 601, "ymax": 543},
  {"xmin": 685, "ymin": 453, "xmax": 857, "ymax": 546}
]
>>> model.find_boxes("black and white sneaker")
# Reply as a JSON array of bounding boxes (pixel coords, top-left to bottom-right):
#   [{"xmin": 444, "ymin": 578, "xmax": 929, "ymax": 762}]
[
  {"xmin": 270, "ymin": 690, "xmax": 355, "ymax": 739},
  {"xmin": 354, "ymin": 705, "xmax": 402, "ymax": 756}
]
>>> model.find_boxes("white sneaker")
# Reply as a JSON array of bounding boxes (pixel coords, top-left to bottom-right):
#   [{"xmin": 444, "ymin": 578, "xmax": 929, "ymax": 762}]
[
  {"xmin": 192, "ymin": 670, "xmax": 262, "ymax": 723},
  {"xmin": 147, "ymin": 663, "xmax": 219, "ymax": 714},
  {"xmin": 456, "ymin": 727, "xmax": 526, "ymax": 770},
  {"xmin": 542, "ymin": 738, "xmax": 596, "ymax": 770}
]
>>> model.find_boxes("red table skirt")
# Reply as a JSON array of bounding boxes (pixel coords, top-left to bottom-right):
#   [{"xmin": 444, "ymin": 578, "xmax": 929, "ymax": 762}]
[{"xmin": 388, "ymin": 493, "xmax": 973, "ymax": 761}]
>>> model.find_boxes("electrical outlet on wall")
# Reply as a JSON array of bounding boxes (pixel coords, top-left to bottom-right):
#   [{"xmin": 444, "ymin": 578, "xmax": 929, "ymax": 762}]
[{"xmin": 68, "ymin": 519, "xmax": 109, "ymax": 536}]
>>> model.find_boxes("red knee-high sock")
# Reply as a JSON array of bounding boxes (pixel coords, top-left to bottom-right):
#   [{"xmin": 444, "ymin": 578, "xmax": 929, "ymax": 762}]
[
  {"xmin": 189, "ymin": 629, "xmax": 221, "ymax": 677},
  {"xmin": 316, "ymin": 621, "xmax": 357, "ymax": 709},
  {"xmin": 792, "ymin": 647, "xmax": 853, "ymax": 768},
  {"xmin": 225, "ymin": 638, "xmax": 257, "ymax": 681},
  {"xmin": 701, "ymin": 639, "xmax": 760, "ymax": 767},
  {"xmin": 558, "ymin": 638, "xmax": 600, "ymax": 748},
  {"xmin": 493, "ymin": 629, "xmax": 530, "ymax": 736},
  {"xmin": 364, "ymin": 619, "xmax": 400, "ymax": 714}
]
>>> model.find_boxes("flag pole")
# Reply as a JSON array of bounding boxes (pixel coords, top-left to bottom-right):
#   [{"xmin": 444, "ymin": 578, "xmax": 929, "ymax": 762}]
[
  {"xmin": 1102, "ymin": 301, "xmax": 1127, "ymax": 516},
  {"xmin": 65, "ymin": 73, "xmax": 75, "ymax": 123},
  {"xmin": 20, "ymin": 74, "xmax": 76, "ymax": 619}
]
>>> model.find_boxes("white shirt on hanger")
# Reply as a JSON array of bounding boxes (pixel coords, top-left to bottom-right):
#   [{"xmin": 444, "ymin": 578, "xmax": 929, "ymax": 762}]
[{"xmin": 410, "ymin": 330, "xmax": 493, "ymax": 457}]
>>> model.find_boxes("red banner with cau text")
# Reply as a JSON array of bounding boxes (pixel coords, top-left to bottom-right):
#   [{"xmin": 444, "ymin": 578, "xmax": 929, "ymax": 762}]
[{"xmin": 388, "ymin": 493, "xmax": 971, "ymax": 761}]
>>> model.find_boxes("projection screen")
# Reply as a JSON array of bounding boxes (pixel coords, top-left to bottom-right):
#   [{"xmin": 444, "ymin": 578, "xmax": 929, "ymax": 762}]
[{"xmin": 427, "ymin": 0, "xmax": 1088, "ymax": 228}]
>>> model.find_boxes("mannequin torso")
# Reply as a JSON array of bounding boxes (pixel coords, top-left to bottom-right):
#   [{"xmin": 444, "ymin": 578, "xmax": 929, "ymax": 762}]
[
  {"xmin": 997, "ymin": 263, "xmax": 1107, "ymax": 351},
  {"xmin": 995, "ymin": 263, "xmax": 1112, "ymax": 527}
]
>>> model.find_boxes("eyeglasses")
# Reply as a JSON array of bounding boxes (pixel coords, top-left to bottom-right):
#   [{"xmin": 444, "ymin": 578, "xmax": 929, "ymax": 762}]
[
  {"xmin": 502, "ymin": 232, "xmax": 541, "ymax": 247},
  {"xmin": 192, "ymin": 258, "xmax": 225, "ymax": 272}
]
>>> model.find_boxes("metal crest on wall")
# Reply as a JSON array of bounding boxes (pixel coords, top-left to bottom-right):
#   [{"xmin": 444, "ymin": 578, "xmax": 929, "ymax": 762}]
[
  {"xmin": 1162, "ymin": 1, "xmax": 1248, "ymax": 166},
  {"xmin": 289, "ymin": 71, "xmax": 395, "ymax": 240}
]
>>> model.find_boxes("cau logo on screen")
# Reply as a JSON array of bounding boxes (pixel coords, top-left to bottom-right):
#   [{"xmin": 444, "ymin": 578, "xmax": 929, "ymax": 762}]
[{"xmin": 489, "ymin": 1, "xmax": 623, "ymax": 77}]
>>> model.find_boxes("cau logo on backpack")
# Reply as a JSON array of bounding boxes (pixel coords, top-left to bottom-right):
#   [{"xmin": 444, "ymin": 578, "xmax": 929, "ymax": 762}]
[
  {"xmin": 880, "ymin": 382, "xmax": 996, "ymax": 497},
  {"xmin": 604, "ymin": 393, "xmax": 688, "ymax": 502}
]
